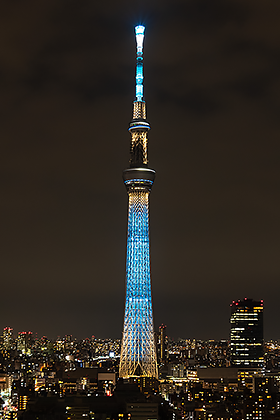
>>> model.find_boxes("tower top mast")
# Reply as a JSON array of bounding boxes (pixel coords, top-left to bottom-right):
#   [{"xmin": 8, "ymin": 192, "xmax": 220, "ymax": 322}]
[
  {"xmin": 127, "ymin": 25, "xmax": 151, "ymax": 169},
  {"xmin": 135, "ymin": 25, "xmax": 145, "ymax": 102}
]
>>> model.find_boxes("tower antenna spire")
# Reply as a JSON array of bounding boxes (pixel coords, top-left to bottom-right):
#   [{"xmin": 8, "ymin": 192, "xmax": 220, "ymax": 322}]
[{"xmin": 135, "ymin": 25, "xmax": 145, "ymax": 101}]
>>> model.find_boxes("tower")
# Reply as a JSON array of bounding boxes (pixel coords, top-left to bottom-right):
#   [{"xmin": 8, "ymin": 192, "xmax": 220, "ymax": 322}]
[
  {"xmin": 158, "ymin": 324, "xmax": 168, "ymax": 364},
  {"xmin": 119, "ymin": 25, "xmax": 158, "ymax": 379},
  {"xmin": 230, "ymin": 298, "xmax": 264, "ymax": 368}
]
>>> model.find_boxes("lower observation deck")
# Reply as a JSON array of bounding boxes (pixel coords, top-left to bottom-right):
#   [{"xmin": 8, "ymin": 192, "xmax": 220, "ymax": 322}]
[{"xmin": 123, "ymin": 167, "xmax": 155, "ymax": 182}]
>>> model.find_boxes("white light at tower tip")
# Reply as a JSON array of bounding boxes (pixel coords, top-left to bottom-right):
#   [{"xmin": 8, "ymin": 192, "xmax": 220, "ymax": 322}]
[{"xmin": 135, "ymin": 25, "xmax": 145, "ymax": 52}]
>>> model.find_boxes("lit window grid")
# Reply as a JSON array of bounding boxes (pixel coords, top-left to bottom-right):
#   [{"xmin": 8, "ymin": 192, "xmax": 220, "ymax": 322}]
[
  {"xmin": 230, "ymin": 305, "xmax": 263, "ymax": 367},
  {"xmin": 119, "ymin": 189, "xmax": 158, "ymax": 378}
]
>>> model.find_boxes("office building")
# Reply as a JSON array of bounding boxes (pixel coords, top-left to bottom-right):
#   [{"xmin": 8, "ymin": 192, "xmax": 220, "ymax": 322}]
[
  {"xmin": 230, "ymin": 298, "xmax": 264, "ymax": 368},
  {"xmin": 3, "ymin": 327, "xmax": 13, "ymax": 351}
]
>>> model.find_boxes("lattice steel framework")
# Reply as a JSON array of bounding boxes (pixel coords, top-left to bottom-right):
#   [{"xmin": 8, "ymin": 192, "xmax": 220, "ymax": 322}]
[{"xmin": 119, "ymin": 25, "xmax": 158, "ymax": 379}]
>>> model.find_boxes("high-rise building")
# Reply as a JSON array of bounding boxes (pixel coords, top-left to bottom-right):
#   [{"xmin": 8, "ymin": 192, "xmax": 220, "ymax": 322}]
[
  {"xmin": 17, "ymin": 331, "xmax": 33, "ymax": 356},
  {"xmin": 230, "ymin": 298, "xmax": 264, "ymax": 368},
  {"xmin": 119, "ymin": 25, "xmax": 158, "ymax": 379},
  {"xmin": 3, "ymin": 327, "xmax": 13, "ymax": 351}
]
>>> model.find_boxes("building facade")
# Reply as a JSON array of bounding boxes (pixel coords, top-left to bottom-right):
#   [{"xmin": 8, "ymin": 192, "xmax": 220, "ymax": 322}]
[
  {"xmin": 230, "ymin": 298, "xmax": 264, "ymax": 368},
  {"xmin": 119, "ymin": 26, "xmax": 158, "ymax": 379},
  {"xmin": 3, "ymin": 327, "xmax": 13, "ymax": 351}
]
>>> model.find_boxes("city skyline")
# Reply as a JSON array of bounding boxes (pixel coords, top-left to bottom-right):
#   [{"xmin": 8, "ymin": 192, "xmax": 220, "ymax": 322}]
[{"xmin": 1, "ymin": 1, "xmax": 280, "ymax": 340}]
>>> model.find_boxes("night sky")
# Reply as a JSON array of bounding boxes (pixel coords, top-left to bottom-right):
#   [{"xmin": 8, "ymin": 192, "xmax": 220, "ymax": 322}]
[{"xmin": 1, "ymin": 0, "xmax": 280, "ymax": 341}]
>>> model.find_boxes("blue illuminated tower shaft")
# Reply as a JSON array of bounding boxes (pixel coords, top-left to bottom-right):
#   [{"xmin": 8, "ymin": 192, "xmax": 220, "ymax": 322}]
[{"xmin": 119, "ymin": 26, "xmax": 158, "ymax": 379}]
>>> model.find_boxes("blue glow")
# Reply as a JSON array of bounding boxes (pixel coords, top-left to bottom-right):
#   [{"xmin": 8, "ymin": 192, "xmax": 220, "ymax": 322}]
[
  {"xmin": 136, "ymin": 63, "xmax": 143, "ymax": 83},
  {"xmin": 135, "ymin": 26, "xmax": 145, "ymax": 52},
  {"xmin": 124, "ymin": 179, "xmax": 153, "ymax": 186},
  {"xmin": 135, "ymin": 25, "xmax": 145, "ymax": 36},
  {"xmin": 123, "ymin": 191, "xmax": 154, "ymax": 363},
  {"xmin": 135, "ymin": 25, "xmax": 145, "ymax": 102},
  {"xmin": 136, "ymin": 85, "xmax": 143, "ymax": 101}
]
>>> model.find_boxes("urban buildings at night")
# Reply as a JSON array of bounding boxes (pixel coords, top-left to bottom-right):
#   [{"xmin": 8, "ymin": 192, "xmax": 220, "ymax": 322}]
[
  {"xmin": 230, "ymin": 298, "xmax": 264, "ymax": 368},
  {"xmin": 1, "ymin": 320, "xmax": 280, "ymax": 419}
]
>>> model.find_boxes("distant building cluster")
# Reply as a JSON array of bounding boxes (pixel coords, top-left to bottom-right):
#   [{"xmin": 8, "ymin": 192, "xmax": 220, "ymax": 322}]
[{"xmin": 0, "ymin": 298, "xmax": 280, "ymax": 419}]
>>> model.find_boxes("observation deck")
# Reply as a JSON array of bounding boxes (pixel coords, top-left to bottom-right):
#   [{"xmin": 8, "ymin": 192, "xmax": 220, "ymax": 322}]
[
  {"xmin": 128, "ymin": 119, "xmax": 150, "ymax": 132},
  {"xmin": 123, "ymin": 167, "xmax": 155, "ymax": 191}
]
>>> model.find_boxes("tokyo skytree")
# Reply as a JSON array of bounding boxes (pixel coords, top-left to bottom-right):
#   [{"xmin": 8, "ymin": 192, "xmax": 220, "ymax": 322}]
[{"xmin": 119, "ymin": 25, "xmax": 158, "ymax": 379}]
